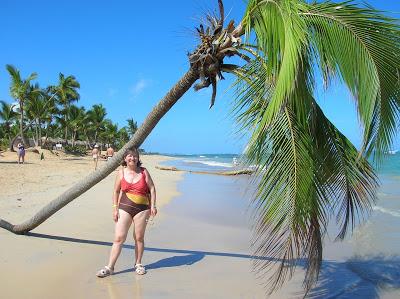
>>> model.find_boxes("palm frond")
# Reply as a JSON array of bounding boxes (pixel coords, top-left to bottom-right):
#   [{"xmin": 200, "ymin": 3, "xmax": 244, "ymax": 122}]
[
  {"xmin": 302, "ymin": 1, "xmax": 400, "ymax": 161},
  {"xmin": 233, "ymin": 2, "xmax": 389, "ymax": 294},
  {"xmin": 242, "ymin": 0, "xmax": 309, "ymax": 130}
]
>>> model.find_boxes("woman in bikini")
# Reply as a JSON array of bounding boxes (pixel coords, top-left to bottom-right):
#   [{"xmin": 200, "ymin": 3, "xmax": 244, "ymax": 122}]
[{"xmin": 96, "ymin": 148, "xmax": 157, "ymax": 277}]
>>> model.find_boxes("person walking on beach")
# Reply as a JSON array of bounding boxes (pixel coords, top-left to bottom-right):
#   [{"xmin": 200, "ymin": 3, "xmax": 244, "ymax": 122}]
[
  {"xmin": 96, "ymin": 148, "xmax": 157, "ymax": 277},
  {"xmin": 92, "ymin": 144, "xmax": 100, "ymax": 170},
  {"xmin": 106, "ymin": 145, "xmax": 114, "ymax": 161},
  {"xmin": 17, "ymin": 142, "xmax": 25, "ymax": 164}
]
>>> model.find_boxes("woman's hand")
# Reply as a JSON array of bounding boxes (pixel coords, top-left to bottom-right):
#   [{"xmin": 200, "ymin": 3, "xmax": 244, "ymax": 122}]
[
  {"xmin": 150, "ymin": 206, "xmax": 157, "ymax": 217},
  {"xmin": 113, "ymin": 208, "xmax": 119, "ymax": 222}
]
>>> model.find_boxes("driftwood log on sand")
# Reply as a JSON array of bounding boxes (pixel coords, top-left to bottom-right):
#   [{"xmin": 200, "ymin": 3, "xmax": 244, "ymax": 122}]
[{"xmin": 155, "ymin": 165, "xmax": 253, "ymax": 176}]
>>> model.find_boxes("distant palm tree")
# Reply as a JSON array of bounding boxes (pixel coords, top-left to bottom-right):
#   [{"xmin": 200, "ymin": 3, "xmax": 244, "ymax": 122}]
[
  {"xmin": 6, "ymin": 64, "xmax": 37, "ymax": 146},
  {"xmin": 87, "ymin": 104, "xmax": 107, "ymax": 144},
  {"xmin": 67, "ymin": 105, "xmax": 86, "ymax": 147},
  {"xmin": 25, "ymin": 84, "xmax": 48, "ymax": 146},
  {"xmin": 117, "ymin": 127, "xmax": 129, "ymax": 149},
  {"xmin": 0, "ymin": 100, "xmax": 18, "ymax": 142},
  {"xmin": 41, "ymin": 88, "xmax": 59, "ymax": 143},
  {"xmin": 100, "ymin": 119, "xmax": 119, "ymax": 146},
  {"xmin": 50, "ymin": 73, "xmax": 80, "ymax": 142},
  {"xmin": 126, "ymin": 117, "xmax": 138, "ymax": 138}
]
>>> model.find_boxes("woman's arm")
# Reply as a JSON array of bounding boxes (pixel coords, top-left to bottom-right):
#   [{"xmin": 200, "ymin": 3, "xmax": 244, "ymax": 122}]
[
  {"xmin": 144, "ymin": 169, "xmax": 157, "ymax": 216},
  {"xmin": 112, "ymin": 169, "xmax": 123, "ymax": 222},
  {"xmin": 112, "ymin": 169, "xmax": 123, "ymax": 207}
]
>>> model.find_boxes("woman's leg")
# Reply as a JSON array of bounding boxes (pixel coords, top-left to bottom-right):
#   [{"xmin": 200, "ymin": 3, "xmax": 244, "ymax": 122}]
[
  {"xmin": 107, "ymin": 209, "xmax": 133, "ymax": 269},
  {"xmin": 133, "ymin": 209, "xmax": 150, "ymax": 265}
]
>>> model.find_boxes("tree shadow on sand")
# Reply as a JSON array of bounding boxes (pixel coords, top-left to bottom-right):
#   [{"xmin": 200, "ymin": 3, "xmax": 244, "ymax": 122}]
[
  {"xmin": 26, "ymin": 232, "xmax": 274, "ymax": 275},
  {"xmin": 0, "ymin": 161, "xmax": 33, "ymax": 164},
  {"xmin": 306, "ymin": 255, "xmax": 400, "ymax": 299}
]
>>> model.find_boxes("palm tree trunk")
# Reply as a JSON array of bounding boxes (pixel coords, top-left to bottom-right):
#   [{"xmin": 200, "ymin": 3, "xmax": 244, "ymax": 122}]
[
  {"xmin": 20, "ymin": 104, "xmax": 26, "ymax": 145},
  {"xmin": 0, "ymin": 68, "xmax": 198, "ymax": 234},
  {"xmin": 38, "ymin": 121, "xmax": 42, "ymax": 146},
  {"xmin": 64, "ymin": 107, "xmax": 68, "ymax": 145},
  {"xmin": 72, "ymin": 131, "xmax": 76, "ymax": 147},
  {"xmin": 35, "ymin": 120, "xmax": 39, "ymax": 147}
]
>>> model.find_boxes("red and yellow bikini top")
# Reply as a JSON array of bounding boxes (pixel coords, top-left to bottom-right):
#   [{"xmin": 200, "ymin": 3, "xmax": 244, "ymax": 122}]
[{"xmin": 120, "ymin": 167, "xmax": 150, "ymax": 205}]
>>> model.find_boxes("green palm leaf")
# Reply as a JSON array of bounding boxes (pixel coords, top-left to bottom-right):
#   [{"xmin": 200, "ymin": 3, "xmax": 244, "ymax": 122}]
[
  {"xmin": 235, "ymin": 0, "xmax": 399, "ymax": 294},
  {"xmin": 302, "ymin": 1, "xmax": 400, "ymax": 161}
]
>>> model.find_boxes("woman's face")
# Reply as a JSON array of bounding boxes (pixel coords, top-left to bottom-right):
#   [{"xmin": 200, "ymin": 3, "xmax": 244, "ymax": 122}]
[{"xmin": 125, "ymin": 153, "xmax": 139, "ymax": 166}]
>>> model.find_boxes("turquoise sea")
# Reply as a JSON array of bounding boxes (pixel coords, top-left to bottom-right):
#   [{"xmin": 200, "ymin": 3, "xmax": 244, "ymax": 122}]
[{"xmin": 162, "ymin": 152, "xmax": 400, "ymax": 297}]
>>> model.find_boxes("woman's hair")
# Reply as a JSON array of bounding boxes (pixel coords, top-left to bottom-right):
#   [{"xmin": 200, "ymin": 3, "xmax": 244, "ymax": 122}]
[{"xmin": 121, "ymin": 148, "xmax": 142, "ymax": 167}]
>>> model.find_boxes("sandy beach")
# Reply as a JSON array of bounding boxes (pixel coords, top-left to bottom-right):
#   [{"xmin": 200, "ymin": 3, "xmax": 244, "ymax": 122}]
[
  {"xmin": 0, "ymin": 150, "xmax": 267, "ymax": 299},
  {"xmin": 1, "ymin": 150, "xmax": 399, "ymax": 299}
]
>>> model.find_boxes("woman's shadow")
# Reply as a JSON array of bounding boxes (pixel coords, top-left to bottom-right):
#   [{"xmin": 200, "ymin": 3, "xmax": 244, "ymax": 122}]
[{"xmin": 114, "ymin": 253, "xmax": 205, "ymax": 275}]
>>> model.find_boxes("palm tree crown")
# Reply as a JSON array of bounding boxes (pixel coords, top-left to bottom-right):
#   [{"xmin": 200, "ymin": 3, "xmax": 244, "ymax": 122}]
[{"xmin": 50, "ymin": 73, "xmax": 80, "ymax": 141}]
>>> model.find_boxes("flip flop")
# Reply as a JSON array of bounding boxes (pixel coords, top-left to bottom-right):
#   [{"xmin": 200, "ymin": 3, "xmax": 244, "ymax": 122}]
[
  {"xmin": 96, "ymin": 266, "xmax": 114, "ymax": 278},
  {"xmin": 135, "ymin": 264, "xmax": 146, "ymax": 275}
]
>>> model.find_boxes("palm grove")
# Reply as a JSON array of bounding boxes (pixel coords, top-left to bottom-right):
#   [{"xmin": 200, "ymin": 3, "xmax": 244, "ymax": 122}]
[
  {"xmin": 1, "ymin": 0, "xmax": 399, "ymax": 295},
  {"xmin": 0, "ymin": 66, "xmax": 139, "ymax": 152}
]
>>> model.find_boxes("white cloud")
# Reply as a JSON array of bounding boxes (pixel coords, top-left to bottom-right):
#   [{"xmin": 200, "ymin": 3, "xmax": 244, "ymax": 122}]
[
  {"xmin": 107, "ymin": 88, "xmax": 118, "ymax": 97},
  {"xmin": 130, "ymin": 79, "xmax": 149, "ymax": 97}
]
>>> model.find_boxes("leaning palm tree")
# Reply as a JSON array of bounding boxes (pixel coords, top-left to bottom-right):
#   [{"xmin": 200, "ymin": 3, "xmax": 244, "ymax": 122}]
[
  {"xmin": 1, "ymin": 0, "xmax": 399, "ymax": 295},
  {"xmin": 0, "ymin": 0, "xmax": 244, "ymax": 231},
  {"xmin": 6, "ymin": 64, "xmax": 37, "ymax": 146}
]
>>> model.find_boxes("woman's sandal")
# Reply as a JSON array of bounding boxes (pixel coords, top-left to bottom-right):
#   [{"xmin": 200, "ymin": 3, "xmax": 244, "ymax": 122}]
[
  {"xmin": 135, "ymin": 264, "xmax": 146, "ymax": 275},
  {"xmin": 96, "ymin": 266, "xmax": 114, "ymax": 278}
]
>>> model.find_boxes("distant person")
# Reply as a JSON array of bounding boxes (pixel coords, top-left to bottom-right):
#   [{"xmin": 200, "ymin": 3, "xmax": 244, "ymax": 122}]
[
  {"xmin": 96, "ymin": 148, "xmax": 157, "ymax": 278},
  {"xmin": 17, "ymin": 142, "xmax": 25, "ymax": 164},
  {"xmin": 106, "ymin": 145, "xmax": 115, "ymax": 161},
  {"xmin": 92, "ymin": 144, "xmax": 100, "ymax": 170}
]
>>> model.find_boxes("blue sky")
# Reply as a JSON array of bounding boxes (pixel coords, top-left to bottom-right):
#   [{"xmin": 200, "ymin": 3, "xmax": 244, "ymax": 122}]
[{"xmin": 0, "ymin": 0, "xmax": 399, "ymax": 154}]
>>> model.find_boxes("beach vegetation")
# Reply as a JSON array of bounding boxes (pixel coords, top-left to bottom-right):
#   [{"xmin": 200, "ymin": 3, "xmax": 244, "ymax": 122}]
[
  {"xmin": 0, "ymin": 100, "xmax": 18, "ymax": 143},
  {"xmin": 64, "ymin": 144, "xmax": 87, "ymax": 156},
  {"xmin": 0, "ymin": 76, "xmax": 138, "ymax": 152},
  {"xmin": 0, "ymin": 0, "xmax": 399, "ymax": 296}
]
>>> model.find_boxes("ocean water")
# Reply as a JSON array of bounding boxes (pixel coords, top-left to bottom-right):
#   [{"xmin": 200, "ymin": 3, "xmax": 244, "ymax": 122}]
[
  {"xmin": 163, "ymin": 152, "xmax": 400, "ymax": 297},
  {"xmin": 163, "ymin": 153, "xmax": 238, "ymax": 172}
]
